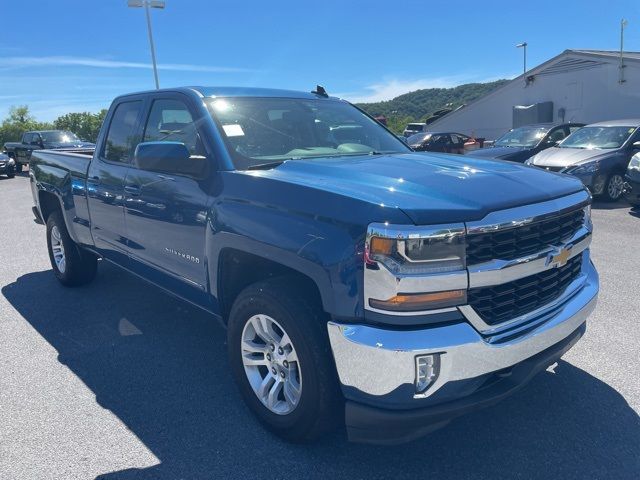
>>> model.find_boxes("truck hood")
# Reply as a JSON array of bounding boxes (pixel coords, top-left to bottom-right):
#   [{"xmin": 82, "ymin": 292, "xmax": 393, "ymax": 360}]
[
  {"xmin": 254, "ymin": 153, "xmax": 585, "ymax": 224},
  {"xmin": 531, "ymin": 147, "xmax": 613, "ymax": 168},
  {"xmin": 469, "ymin": 145, "xmax": 529, "ymax": 159}
]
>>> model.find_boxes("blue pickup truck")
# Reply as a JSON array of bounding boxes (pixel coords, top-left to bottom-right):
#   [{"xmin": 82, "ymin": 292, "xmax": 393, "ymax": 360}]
[{"xmin": 29, "ymin": 86, "xmax": 599, "ymax": 444}]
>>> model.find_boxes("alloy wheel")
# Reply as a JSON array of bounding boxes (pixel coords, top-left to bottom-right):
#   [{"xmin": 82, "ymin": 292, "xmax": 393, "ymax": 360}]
[
  {"xmin": 607, "ymin": 174, "xmax": 625, "ymax": 200},
  {"xmin": 50, "ymin": 225, "xmax": 66, "ymax": 274},
  {"xmin": 241, "ymin": 314, "xmax": 302, "ymax": 415}
]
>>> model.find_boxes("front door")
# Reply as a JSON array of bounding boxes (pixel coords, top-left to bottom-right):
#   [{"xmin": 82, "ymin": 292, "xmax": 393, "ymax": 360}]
[{"xmin": 123, "ymin": 95, "xmax": 212, "ymax": 306}]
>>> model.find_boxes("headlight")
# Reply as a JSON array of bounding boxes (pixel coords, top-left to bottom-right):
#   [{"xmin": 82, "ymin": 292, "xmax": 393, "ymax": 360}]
[
  {"xmin": 567, "ymin": 160, "xmax": 599, "ymax": 175},
  {"xmin": 629, "ymin": 153, "xmax": 640, "ymax": 172},
  {"xmin": 7, "ymin": 158, "xmax": 15, "ymax": 166},
  {"xmin": 365, "ymin": 223, "xmax": 467, "ymax": 312},
  {"xmin": 366, "ymin": 225, "xmax": 465, "ymax": 275}
]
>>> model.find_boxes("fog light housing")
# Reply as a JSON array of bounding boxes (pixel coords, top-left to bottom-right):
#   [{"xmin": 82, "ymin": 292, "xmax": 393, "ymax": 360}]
[{"xmin": 415, "ymin": 354, "xmax": 441, "ymax": 393}]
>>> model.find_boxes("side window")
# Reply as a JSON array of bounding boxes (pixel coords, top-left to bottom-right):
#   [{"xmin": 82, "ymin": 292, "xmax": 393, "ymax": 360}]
[
  {"xmin": 547, "ymin": 128, "xmax": 566, "ymax": 143},
  {"xmin": 103, "ymin": 101, "xmax": 143, "ymax": 163},
  {"xmin": 23, "ymin": 133, "xmax": 33, "ymax": 144},
  {"xmin": 143, "ymin": 99, "xmax": 202, "ymax": 155}
]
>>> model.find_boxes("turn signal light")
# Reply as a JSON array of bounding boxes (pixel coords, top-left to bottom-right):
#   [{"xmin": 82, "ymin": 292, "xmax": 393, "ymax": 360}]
[
  {"xmin": 368, "ymin": 290, "xmax": 466, "ymax": 312},
  {"xmin": 369, "ymin": 237, "xmax": 395, "ymax": 256}
]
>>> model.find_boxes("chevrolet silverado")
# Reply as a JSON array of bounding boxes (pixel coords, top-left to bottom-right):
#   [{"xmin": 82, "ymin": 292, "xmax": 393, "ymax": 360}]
[{"xmin": 29, "ymin": 86, "xmax": 599, "ymax": 444}]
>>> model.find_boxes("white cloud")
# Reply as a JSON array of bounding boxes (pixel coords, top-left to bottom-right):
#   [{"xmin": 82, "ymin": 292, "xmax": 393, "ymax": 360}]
[
  {"xmin": 339, "ymin": 73, "xmax": 517, "ymax": 104},
  {"xmin": 0, "ymin": 56, "xmax": 252, "ymax": 73}
]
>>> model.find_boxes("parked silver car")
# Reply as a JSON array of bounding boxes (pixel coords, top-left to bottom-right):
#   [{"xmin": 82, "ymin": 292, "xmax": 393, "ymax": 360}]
[{"xmin": 526, "ymin": 120, "xmax": 640, "ymax": 201}]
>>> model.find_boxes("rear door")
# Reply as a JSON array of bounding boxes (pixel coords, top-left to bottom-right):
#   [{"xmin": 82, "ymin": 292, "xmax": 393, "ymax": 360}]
[
  {"xmin": 123, "ymin": 93, "xmax": 212, "ymax": 305},
  {"xmin": 87, "ymin": 98, "xmax": 145, "ymax": 264},
  {"xmin": 16, "ymin": 133, "xmax": 35, "ymax": 164}
]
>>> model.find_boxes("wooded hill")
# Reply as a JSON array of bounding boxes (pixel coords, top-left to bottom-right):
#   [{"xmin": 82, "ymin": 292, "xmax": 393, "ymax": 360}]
[{"xmin": 357, "ymin": 79, "xmax": 509, "ymax": 133}]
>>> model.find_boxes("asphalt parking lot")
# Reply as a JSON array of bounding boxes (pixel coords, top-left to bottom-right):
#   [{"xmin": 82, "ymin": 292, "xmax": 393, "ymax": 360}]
[{"xmin": 1, "ymin": 173, "xmax": 639, "ymax": 480}]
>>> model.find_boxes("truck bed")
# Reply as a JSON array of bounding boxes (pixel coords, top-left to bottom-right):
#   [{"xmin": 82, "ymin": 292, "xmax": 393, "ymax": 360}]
[{"xmin": 30, "ymin": 149, "xmax": 95, "ymax": 245}]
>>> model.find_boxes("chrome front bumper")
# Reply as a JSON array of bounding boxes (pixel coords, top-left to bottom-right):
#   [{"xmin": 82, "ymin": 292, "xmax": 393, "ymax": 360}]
[{"xmin": 328, "ymin": 257, "xmax": 598, "ymax": 408}]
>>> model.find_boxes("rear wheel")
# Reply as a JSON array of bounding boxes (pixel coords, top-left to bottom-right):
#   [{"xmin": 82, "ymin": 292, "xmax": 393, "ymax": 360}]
[
  {"xmin": 603, "ymin": 173, "xmax": 625, "ymax": 202},
  {"xmin": 46, "ymin": 211, "xmax": 98, "ymax": 286},
  {"xmin": 227, "ymin": 277, "xmax": 340, "ymax": 442}
]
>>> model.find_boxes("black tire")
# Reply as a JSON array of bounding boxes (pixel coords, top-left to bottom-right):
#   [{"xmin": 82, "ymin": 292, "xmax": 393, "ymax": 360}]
[
  {"xmin": 46, "ymin": 211, "xmax": 98, "ymax": 286},
  {"xmin": 227, "ymin": 277, "xmax": 341, "ymax": 442},
  {"xmin": 602, "ymin": 172, "xmax": 626, "ymax": 202}
]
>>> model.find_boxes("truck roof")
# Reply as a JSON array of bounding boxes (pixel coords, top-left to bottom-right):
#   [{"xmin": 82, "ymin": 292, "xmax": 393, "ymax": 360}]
[{"xmin": 116, "ymin": 86, "xmax": 338, "ymax": 101}]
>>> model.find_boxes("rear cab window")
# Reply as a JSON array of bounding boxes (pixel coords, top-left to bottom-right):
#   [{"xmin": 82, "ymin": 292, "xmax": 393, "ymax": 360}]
[{"xmin": 102, "ymin": 100, "xmax": 144, "ymax": 163}]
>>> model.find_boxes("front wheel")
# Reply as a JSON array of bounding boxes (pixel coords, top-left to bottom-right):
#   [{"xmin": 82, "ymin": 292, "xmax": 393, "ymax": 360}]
[
  {"xmin": 227, "ymin": 277, "xmax": 340, "ymax": 442},
  {"xmin": 46, "ymin": 211, "xmax": 98, "ymax": 286},
  {"xmin": 603, "ymin": 173, "xmax": 626, "ymax": 202}
]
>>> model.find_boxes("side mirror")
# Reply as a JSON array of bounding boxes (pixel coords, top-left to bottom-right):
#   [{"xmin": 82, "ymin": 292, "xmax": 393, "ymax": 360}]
[
  {"xmin": 633, "ymin": 141, "xmax": 640, "ymax": 150},
  {"xmin": 134, "ymin": 142, "xmax": 206, "ymax": 177}
]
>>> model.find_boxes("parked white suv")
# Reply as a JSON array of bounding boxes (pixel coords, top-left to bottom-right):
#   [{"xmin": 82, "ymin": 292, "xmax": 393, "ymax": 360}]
[{"xmin": 403, "ymin": 122, "xmax": 427, "ymax": 137}]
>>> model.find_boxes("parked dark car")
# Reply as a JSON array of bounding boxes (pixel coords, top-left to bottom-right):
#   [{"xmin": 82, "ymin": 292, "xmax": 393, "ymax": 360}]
[
  {"xmin": 407, "ymin": 131, "xmax": 483, "ymax": 154},
  {"xmin": 3, "ymin": 130, "xmax": 95, "ymax": 172},
  {"xmin": 527, "ymin": 120, "xmax": 640, "ymax": 201},
  {"xmin": 0, "ymin": 152, "xmax": 16, "ymax": 178},
  {"xmin": 471, "ymin": 123, "xmax": 585, "ymax": 163},
  {"xmin": 624, "ymin": 152, "xmax": 640, "ymax": 207}
]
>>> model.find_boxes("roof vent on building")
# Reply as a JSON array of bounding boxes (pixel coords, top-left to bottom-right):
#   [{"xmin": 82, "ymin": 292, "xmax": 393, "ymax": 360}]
[{"xmin": 537, "ymin": 57, "xmax": 606, "ymax": 77}]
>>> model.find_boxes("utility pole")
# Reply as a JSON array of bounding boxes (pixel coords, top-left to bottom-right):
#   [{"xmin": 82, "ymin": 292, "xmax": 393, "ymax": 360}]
[
  {"xmin": 620, "ymin": 19, "xmax": 628, "ymax": 84},
  {"xmin": 516, "ymin": 42, "xmax": 528, "ymax": 74},
  {"xmin": 128, "ymin": 0, "xmax": 166, "ymax": 89}
]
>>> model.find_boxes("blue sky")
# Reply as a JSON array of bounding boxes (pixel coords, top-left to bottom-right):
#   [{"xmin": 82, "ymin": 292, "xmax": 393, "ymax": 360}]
[{"xmin": 2, "ymin": 0, "xmax": 640, "ymax": 121}]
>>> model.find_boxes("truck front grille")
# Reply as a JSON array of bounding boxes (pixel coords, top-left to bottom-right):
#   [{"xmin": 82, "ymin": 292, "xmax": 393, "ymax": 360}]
[
  {"xmin": 466, "ymin": 208, "xmax": 584, "ymax": 264},
  {"xmin": 468, "ymin": 254, "xmax": 583, "ymax": 326}
]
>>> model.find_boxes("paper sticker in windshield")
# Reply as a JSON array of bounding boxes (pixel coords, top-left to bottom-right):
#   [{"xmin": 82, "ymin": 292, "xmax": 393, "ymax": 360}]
[{"xmin": 223, "ymin": 124, "xmax": 244, "ymax": 137}]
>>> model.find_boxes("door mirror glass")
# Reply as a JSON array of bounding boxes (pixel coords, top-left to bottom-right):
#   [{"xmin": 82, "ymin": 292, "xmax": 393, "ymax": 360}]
[{"xmin": 134, "ymin": 141, "xmax": 206, "ymax": 177}]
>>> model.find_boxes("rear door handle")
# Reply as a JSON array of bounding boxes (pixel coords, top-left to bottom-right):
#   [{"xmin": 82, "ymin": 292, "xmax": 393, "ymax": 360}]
[{"xmin": 124, "ymin": 185, "xmax": 141, "ymax": 196}]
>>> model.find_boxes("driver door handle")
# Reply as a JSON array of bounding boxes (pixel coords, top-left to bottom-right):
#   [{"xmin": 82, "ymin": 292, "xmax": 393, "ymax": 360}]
[{"xmin": 124, "ymin": 185, "xmax": 141, "ymax": 196}]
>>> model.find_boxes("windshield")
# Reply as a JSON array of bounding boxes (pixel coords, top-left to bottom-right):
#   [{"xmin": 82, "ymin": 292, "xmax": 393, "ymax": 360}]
[
  {"xmin": 207, "ymin": 97, "xmax": 409, "ymax": 169},
  {"xmin": 407, "ymin": 133, "xmax": 431, "ymax": 145},
  {"xmin": 40, "ymin": 131, "xmax": 80, "ymax": 143},
  {"xmin": 494, "ymin": 126, "xmax": 549, "ymax": 148},
  {"xmin": 559, "ymin": 126, "xmax": 636, "ymax": 149}
]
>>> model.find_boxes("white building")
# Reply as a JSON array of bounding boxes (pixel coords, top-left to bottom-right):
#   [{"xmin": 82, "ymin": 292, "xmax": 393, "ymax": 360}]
[{"xmin": 429, "ymin": 49, "xmax": 640, "ymax": 140}]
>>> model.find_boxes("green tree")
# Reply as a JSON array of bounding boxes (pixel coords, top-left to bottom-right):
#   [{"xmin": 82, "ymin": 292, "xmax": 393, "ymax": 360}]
[
  {"xmin": 0, "ymin": 105, "xmax": 53, "ymax": 145},
  {"xmin": 53, "ymin": 109, "xmax": 108, "ymax": 143}
]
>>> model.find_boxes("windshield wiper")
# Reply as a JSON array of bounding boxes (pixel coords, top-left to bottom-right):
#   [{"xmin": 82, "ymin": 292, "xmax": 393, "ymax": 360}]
[{"xmin": 247, "ymin": 161, "xmax": 285, "ymax": 170}]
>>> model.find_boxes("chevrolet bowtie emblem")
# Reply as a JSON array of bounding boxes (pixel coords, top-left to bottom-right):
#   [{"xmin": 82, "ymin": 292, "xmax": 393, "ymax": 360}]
[{"xmin": 547, "ymin": 246, "xmax": 572, "ymax": 268}]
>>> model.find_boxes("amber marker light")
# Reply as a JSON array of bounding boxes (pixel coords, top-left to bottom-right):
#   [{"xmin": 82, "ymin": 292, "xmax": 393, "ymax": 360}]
[{"xmin": 369, "ymin": 290, "xmax": 466, "ymax": 312}]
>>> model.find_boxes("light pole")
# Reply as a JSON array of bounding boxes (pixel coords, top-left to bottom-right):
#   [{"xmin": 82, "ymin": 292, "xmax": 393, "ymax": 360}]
[
  {"xmin": 127, "ymin": 0, "xmax": 165, "ymax": 89},
  {"xmin": 620, "ymin": 19, "xmax": 628, "ymax": 83},
  {"xmin": 516, "ymin": 42, "xmax": 527, "ymax": 74}
]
